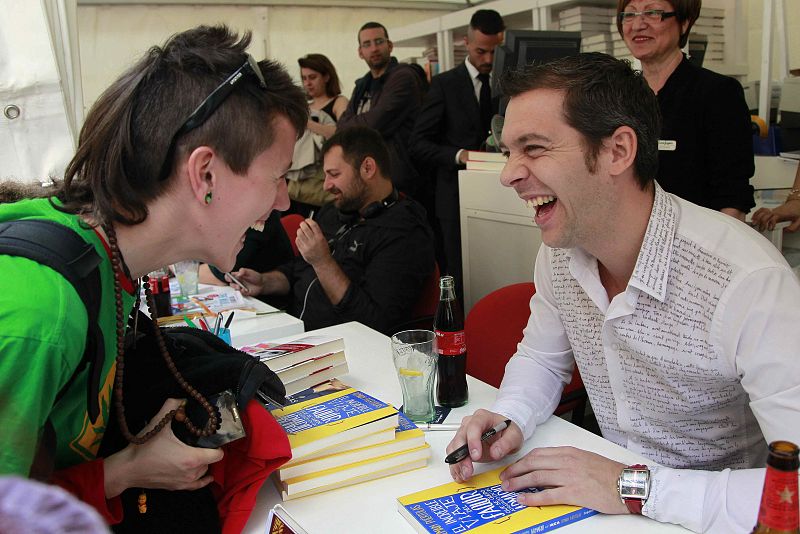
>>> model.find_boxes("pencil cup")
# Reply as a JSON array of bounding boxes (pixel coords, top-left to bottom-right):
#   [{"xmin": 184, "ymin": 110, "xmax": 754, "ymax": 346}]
[
  {"xmin": 216, "ymin": 327, "xmax": 231, "ymax": 345},
  {"xmin": 391, "ymin": 330, "xmax": 437, "ymax": 423},
  {"xmin": 173, "ymin": 260, "xmax": 200, "ymax": 297}
]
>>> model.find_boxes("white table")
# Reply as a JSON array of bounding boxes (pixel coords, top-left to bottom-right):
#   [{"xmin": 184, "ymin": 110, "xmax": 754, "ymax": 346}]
[{"xmin": 242, "ymin": 322, "xmax": 691, "ymax": 534}]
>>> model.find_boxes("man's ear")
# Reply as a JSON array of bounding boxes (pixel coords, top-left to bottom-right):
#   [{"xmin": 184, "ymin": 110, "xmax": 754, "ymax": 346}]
[
  {"xmin": 387, "ymin": 39, "xmax": 394, "ymax": 54},
  {"xmin": 358, "ymin": 43, "xmax": 365, "ymax": 61},
  {"xmin": 360, "ymin": 156, "xmax": 377, "ymax": 181},
  {"xmin": 463, "ymin": 35, "xmax": 469, "ymax": 47},
  {"xmin": 606, "ymin": 125, "xmax": 637, "ymax": 177},
  {"xmin": 185, "ymin": 146, "xmax": 216, "ymax": 204}
]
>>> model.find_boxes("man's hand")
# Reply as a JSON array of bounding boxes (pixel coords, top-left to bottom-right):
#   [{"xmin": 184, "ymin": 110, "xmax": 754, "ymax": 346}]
[
  {"xmin": 447, "ymin": 409, "xmax": 523, "ymax": 483},
  {"xmin": 458, "ymin": 149, "xmax": 469, "ymax": 165},
  {"xmin": 103, "ymin": 399, "xmax": 225, "ymax": 498},
  {"xmin": 751, "ymin": 200, "xmax": 800, "ymax": 232},
  {"xmin": 226, "ymin": 268, "xmax": 263, "ymax": 296},
  {"xmin": 296, "ymin": 218, "xmax": 334, "ymax": 267},
  {"xmin": 500, "ymin": 446, "xmax": 630, "ymax": 515},
  {"xmin": 720, "ymin": 207, "xmax": 746, "ymax": 222}
]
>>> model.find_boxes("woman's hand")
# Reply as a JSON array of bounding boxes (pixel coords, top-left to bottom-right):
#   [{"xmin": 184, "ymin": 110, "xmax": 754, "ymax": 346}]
[
  {"xmin": 751, "ymin": 200, "xmax": 800, "ymax": 232},
  {"xmin": 103, "ymin": 399, "xmax": 224, "ymax": 498}
]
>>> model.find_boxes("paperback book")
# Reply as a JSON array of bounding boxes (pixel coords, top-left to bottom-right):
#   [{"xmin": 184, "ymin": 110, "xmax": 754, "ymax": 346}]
[
  {"xmin": 265, "ymin": 504, "xmax": 308, "ymax": 534},
  {"xmin": 270, "ymin": 386, "xmax": 399, "ymax": 460},
  {"xmin": 466, "ymin": 160, "xmax": 506, "ymax": 172},
  {"xmin": 465, "ymin": 150, "xmax": 507, "ymax": 162},
  {"xmin": 240, "ymin": 335, "xmax": 345, "ymax": 371},
  {"xmin": 278, "ymin": 412, "xmax": 425, "ymax": 480},
  {"xmin": 397, "ymin": 467, "xmax": 597, "ymax": 533}
]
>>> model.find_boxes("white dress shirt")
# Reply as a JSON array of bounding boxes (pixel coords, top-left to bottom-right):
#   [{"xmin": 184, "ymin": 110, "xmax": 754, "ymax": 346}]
[{"xmin": 492, "ymin": 184, "xmax": 800, "ymax": 533}]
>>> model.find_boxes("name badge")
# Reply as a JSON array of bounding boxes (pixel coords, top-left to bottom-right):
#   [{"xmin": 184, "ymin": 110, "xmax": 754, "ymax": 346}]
[{"xmin": 658, "ymin": 140, "xmax": 677, "ymax": 151}]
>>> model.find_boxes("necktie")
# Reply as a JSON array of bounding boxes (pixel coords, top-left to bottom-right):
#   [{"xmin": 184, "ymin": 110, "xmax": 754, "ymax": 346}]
[{"xmin": 477, "ymin": 73, "xmax": 492, "ymax": 136}]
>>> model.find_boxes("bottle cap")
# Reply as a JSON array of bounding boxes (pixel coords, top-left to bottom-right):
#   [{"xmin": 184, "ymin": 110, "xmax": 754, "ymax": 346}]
[
  {"xmin": 148, "ymin": 278, "xmax": 159, "ymax": 294},
  {"xmin": 439, "ymin": 275, "xmax": 455, "ymax": 289},
  {"xmin": 160, "ymin": 275, "xmax": 170, "ymax": 294}
]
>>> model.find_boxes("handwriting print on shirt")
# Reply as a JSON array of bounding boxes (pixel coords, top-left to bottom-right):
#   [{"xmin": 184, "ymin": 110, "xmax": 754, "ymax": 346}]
[{"xmin": 552, "ymin": 230, "xmax": 755, "ymax": 469}]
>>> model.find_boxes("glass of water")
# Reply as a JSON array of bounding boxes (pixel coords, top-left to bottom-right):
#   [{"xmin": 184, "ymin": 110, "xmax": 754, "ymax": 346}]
[{"xmin": 391, "ymin": 329, "xmax": 437, "ymax": 423}]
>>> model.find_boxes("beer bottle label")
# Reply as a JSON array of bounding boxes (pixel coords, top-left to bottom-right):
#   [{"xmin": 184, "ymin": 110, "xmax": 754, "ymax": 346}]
[
  {"xmin": 758, "ymin": 464, "xmax": 800, "ymax": 530},
  {"xmin": 435, "ymin": 330, "xmax": 466, "ymax": 356}
]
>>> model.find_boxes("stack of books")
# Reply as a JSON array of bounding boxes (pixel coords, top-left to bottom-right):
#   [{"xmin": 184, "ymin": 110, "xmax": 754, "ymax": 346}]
[
  {"xmin": 465, "ymin": 151, "xmax": 506, "ymax": 172},
  {"xmin": 269, "ymin": 380, "xmax": 431, "ymax": 500},
  {"xmin": 397, "ymin": 466, "xmax": 597, "ymax": 533},
  {"xmin": 239, "ymin": 335, "xmax": 348, "ymax": 396}
]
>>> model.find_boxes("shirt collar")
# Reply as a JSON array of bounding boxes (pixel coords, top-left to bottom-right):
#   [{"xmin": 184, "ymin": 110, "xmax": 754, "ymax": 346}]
[
  {"xmin": 464, "ymin": 58, "xmax": 481, "ymax": 80},
  {"xmin": 628, "ymin": 183, "xmax": 676, "ymax": 302},
  {"xmin": 564, "ymin": 183, "xmax": 676, "ymax": 306}
]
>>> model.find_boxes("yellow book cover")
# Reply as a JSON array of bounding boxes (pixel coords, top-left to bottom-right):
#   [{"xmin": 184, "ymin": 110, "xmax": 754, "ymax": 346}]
[
  {"xmin": 278, "ymin": 414, "xmax": 426, "ymax": 480},
  {"xmin": 280, "ymin": 444, "xmax": 432, "ymax": 500},
  {"xmin": 271, "ymin": 387, "xmax": 399, "ymax": 460},
  {"xmin": 397, "ymin": 467, "xmax": 598, "ymax": 533}
]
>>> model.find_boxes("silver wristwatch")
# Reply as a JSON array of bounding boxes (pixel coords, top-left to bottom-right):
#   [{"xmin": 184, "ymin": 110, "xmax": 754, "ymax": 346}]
[{"xmin": 618, "ymin": 464, "xmax": 650, "ymax": 514}]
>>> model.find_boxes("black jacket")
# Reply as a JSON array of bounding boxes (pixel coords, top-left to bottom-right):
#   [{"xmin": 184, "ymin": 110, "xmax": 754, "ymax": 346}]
[
  {"xmin": 276, "ymin": 197, "xmax": 435, "ymax": 335},
  {"xmin": 411, "ymin": 62, "xmax": 498, "ymax": 220},
  {"xmin": 339, "ymin": 58, "xmax": 424, "ymax": 196}
]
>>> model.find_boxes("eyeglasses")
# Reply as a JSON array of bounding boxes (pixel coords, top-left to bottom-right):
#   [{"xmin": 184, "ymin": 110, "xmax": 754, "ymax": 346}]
[
  {"xmin": 157, "ymin": 53, "xmax": 266, "ymax": 181},
  {"xmin": 360, "ymin": 37, "xmax": 386, "ymax": 49},
  {"xmin": 617, "ymin": 9, "xmax": 677, "ymax": 24}
]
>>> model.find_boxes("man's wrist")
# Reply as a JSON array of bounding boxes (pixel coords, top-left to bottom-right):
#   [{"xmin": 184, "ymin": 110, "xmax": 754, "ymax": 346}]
[{"xmin": 618, "ymin": 464, "xmax": 650, "ymax": 514}]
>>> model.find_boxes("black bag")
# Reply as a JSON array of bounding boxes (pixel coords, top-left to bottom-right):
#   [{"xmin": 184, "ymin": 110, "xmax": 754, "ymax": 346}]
[{"xmin": 99, "ymin": 311, "xmax": 286, "ymax": 533}]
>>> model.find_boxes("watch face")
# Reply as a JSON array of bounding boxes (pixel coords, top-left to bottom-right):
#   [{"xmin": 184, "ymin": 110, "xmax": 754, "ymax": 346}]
[{"xmin": 620, "ymin": 469, "xmax": 650, "ymax": 500}]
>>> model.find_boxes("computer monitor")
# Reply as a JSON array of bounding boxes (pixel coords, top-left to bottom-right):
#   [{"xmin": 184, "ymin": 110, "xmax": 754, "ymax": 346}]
[{"xmin": 491, "ymin": 30, "xmax": 582, "ymax": 98}]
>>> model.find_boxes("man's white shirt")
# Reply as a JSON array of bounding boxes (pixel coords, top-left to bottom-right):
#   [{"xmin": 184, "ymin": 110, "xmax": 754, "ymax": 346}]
[{"xmin": 492, "ymin": 184, "xmax": 800, "ymax": 533}]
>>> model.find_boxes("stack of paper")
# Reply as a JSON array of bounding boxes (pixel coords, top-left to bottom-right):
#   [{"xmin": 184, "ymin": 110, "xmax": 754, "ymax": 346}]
[
  {"xmin": 240, "ymin": 335, "xmax": 348, "ymax": 396},
  {"xmin": 269, "ymin": 380, "xmax": 431, "ymax": 500}
]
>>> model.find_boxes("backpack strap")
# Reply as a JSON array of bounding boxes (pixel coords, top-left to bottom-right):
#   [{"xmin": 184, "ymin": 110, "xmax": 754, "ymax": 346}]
[{"xmin": 0, "ymin": 219, "xmax": 105, "ymax": 422}]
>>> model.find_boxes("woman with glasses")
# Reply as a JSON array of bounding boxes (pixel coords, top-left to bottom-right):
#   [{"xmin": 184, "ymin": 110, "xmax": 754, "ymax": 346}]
[
  {"xmin": 616, "ymin": 0, "xmax": 755, "ymax": 220},
  {"xmin": 0, "ymin": 25, "xmax": 307, "ymax": 525}
]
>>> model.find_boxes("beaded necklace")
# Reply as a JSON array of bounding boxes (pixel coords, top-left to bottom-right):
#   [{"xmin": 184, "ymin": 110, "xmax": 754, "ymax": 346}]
[{"xmin": 103, "ymin": 223, "xmax": 218, "ymax": 444}]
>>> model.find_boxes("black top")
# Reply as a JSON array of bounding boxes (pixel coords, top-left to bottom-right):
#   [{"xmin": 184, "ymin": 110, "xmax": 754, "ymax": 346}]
[
  {"xmin": 656, "ymin": 56, "xmax": 755, "ymax": 212},
  {"xmin": 275, "ymin": 198, "xmax": 435, "ymax": 335},
  {"xmin": 320, "ymin": 97, "xmax": 338, "ymax": 122},
  {"xmin": 209, "ymin": 211, "xmax": 294, "ymax": 308}
]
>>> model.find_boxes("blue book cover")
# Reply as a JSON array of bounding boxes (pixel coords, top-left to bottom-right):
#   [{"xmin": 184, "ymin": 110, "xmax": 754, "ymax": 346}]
[{"xmin": 397, "ymin": 467, "xmax": 597, "ymax": 533}]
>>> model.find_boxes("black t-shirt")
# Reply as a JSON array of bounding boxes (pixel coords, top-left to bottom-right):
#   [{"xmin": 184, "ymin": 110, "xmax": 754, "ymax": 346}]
[{"xmin": 656, "ymin": 56, "xmax": 755, "ymax": 212}]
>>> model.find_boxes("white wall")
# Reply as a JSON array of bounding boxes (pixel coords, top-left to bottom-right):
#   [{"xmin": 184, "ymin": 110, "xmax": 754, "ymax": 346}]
[
  {"xmin": 744, "ymin": 0, "xmax": 800, "ymax": 81},
  {"xmin": 77, "ymin": 4, "xmax": 447, "ymax": 111}
]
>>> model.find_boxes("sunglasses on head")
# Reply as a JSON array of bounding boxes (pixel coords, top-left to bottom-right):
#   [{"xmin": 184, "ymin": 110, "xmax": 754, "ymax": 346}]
[{"xmin": 157, "ymin": 53, "xmax": 267, "ymax": 182}]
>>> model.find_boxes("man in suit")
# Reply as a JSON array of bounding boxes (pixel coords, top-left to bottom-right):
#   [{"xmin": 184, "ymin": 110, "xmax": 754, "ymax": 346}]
[
  {"xmin": 410, "ymin": 10, "xmax": 505, "ymax": 301},
  {"xmin": 339, "ymin": 22, "xmax": 424, "ymax": 197}
]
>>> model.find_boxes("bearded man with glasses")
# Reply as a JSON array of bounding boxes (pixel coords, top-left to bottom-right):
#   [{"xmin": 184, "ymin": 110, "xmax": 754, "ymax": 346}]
[{"xmin": 616, "ymin": 0, "xmax": 754, "ymax": 221}]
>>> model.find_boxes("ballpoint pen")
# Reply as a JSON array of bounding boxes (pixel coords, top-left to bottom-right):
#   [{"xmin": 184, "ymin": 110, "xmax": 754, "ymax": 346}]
[
  {"xmin": 444, "ymin": 419, "xmax": 511, "ymax": 464},
  {"xmin": 226, "ymin": 272, "xmax": 246, "ymax": 290},
  {"xmin": 420, "ymin": 423, "xmax": 461, "ymax": 431}
]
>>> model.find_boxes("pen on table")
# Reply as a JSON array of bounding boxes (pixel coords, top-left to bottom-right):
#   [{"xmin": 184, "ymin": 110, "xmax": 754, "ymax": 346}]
[
  {"xmin": 182, "ymin": 316, "xmax": 197, "ymax": 328},
  {"xmin": 190, "ymin": 296, "xmax": 217, "ymax": 317},
  {"xmin": 444, "ymin": 419, "xmax": 511, "ymax": 465},
  {"xmin": 256, "ymin": 389, "xmax": 285, "ymax": 408},
  {"xmin": 420, "ymin": 423, "xmax": 461, "ymax": 432},
  {"xmin": 255, "ymin": 310, "xmax": 285, "ymax": 315},
  {"xmin": 224, "ymin": 311, "xmax": 235, "ymax": 329}
]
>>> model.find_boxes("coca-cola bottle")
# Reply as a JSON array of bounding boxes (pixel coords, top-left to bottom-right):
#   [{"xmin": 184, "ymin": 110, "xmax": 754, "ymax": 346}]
[
  {"xmin": 752, "ymin": 441, "xmax": 800, "ymax": 534},
  {"xmin": 434, "ymin": 275, "xmax": 468, "ymax": 407}
]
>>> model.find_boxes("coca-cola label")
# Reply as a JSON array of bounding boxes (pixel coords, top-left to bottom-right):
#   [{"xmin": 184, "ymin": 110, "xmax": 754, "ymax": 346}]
[
  {"xmin": 435, "ymin": 330, "xmax": 466, "ymax": 356},
  {"xmin": 758, "ymin": 464, "xmax": 800, "ymax": 530}
]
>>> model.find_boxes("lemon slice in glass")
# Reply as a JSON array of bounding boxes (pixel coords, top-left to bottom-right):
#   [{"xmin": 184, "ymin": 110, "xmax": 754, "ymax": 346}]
[{"xmin": 398, "ymin": 367, "xmax": 423, "ymax": 377}]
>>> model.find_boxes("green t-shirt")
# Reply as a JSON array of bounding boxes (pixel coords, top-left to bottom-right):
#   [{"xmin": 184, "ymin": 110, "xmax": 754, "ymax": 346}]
[{"xmin": 0, "ymin": 198, "xmax": 136, "ymax": 474}]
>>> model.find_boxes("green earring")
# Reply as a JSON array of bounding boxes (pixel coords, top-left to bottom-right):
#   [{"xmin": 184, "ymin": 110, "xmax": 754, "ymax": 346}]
[{"xmin": 204, "ymin": 192, "xmax": 213, "ymax": 204}]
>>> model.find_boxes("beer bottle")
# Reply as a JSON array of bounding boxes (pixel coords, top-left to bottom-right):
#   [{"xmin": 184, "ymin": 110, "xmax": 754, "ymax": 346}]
[
  {"xmin": 752, "ymin": 440, "xmax": 800, "ymax": 534},
  {"xmin": 434, "ymin": 275, "xmax": 468, "ymax": 407}
]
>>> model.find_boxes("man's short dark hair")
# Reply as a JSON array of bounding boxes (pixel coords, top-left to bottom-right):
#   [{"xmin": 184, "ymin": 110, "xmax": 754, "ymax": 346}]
[
  {"xmin": 358, "ymin": 22, "xmax": 389, "ymax": 43},
  {"xmin": 470, "ymin": 9, "xmax": 505, "ymax": 35},
  {"xmin": 500, "ymin": 52, "xmax": 660, "ymax": 189},
  {"xmin": 321, "ymin": 126, "xmax": 392, "ymax": 180},
  {"xmin": 57, "ymin": 25, "xmax": 308, "ymax": 226}
]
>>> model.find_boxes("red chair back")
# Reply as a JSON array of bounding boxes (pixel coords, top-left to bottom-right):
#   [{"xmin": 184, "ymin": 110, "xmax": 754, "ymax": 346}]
[
  {"xmin": 464, "ymin": 282, "xmax": 587, "ymax": 422},
  {"xmin": 465, "ymin": 283, "xmax": 535, "ymax": 388},
  {"xmin": 280, "ymin": 214, "xmax": 305, "ymax": 256}
]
